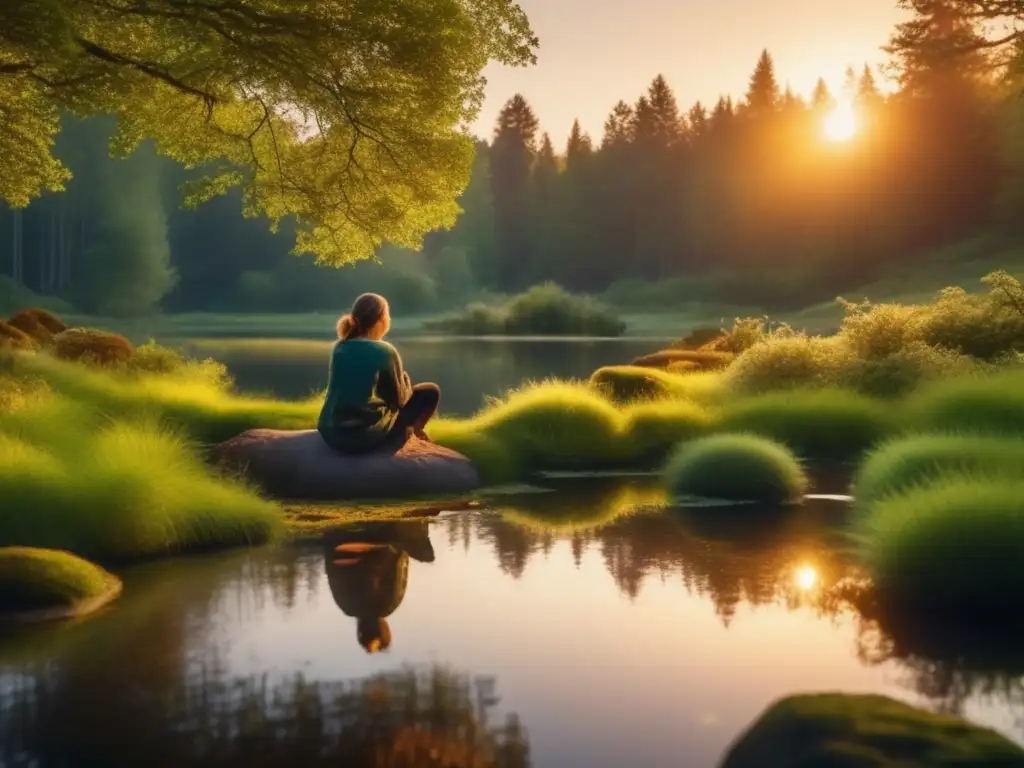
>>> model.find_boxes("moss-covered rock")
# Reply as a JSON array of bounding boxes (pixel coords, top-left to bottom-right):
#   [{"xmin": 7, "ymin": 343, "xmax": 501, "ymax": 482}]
[
  {"xmin": 0, "ymin": 547, "xmax": 122, "ymax": 622},
  {"xmin": 0, "ymin": 320, "xmax": 36, "ymax": 350},
  {"xmin": 53, "ymin": 328, "xmax": 133, "ymax": 365},
  {"xmin": 720, "ymin": 693, "xmax": 1024, "ymax": 767},
  {"xmin": 631, "ymin": 348, "xmax": 734, "ymax": 371},
  {"xmin": 8, "ymin": 307, "xmax": 67, "ymax": 344}
]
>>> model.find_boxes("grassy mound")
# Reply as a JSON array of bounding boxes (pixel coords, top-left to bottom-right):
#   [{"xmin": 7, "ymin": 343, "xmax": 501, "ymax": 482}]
[
  {"xmin": 719, "ymin": 389, "xmax": 895, "ymax": 462},
  {"xmin": 663, "ymin": 434, "xmax": 808, "ymax": 505},
  {"xmin": 53, "ymin": 328, "xmax": 134, "ymax": 365},
  {"xmin": 427, "ymin": 283, "xmax": 626, "ymax": 337},
  {"xmin": 0, "ymin": 397, "xmax": 281, "ymax": 561},
  {"xmin": 588, "ymin": 365, "xmax": 695, "ymax": 403},
  {"xmin": 854, "ymin": 434, "xmax": 1024, "ymax": 504},
  {"xmin": 909, "ymin": 370, "xmax": 1024, "ymax": 436},
  {"xmin": 0, "ymin": 547, "xmax": 121, "ymax": 619},
  {"xmin": 855, "ymin": 477, "xmax": 1024, "ymax": 618},
  {"xmin": 631, "ymin": 349, "xmax": 734, "ymax": 371},
  {"xmin": 720, "ymin": 693, "xmax": 1024, "ymax": 767},
  {"xmin": 622, "ymin": 400, "xmax": 713, "ymax": 461}
]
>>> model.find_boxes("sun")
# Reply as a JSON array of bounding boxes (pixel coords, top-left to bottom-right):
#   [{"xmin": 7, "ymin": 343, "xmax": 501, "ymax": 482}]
[
  {"xmin": 794, "ymin": 564, "xmax": 819, "ymax": 591},
  {"xmin": 824, "ymin": 101, "xmax": 857, "ymax": 142}
]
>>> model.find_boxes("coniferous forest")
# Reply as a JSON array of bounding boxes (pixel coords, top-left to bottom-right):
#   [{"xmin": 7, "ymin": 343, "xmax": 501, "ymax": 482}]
[{"xmin": 1, "ymin": 2, "xmax": 1022, "ymax": 317}]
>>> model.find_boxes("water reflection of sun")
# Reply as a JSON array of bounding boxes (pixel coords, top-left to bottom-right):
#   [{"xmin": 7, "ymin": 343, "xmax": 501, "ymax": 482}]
[{"xmin": 795, "ymin": 564, "xmax": 819, "ymax": 591}]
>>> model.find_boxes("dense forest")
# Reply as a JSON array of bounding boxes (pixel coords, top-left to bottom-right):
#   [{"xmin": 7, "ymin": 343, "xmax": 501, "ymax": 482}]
[{"xmin": 2, "ymin": 1, "xmax": 1023, "ymax": 317}]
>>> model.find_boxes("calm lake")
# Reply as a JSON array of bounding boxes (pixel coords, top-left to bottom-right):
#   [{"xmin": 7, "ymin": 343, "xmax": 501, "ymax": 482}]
[{"xmin": 1, "ymin": 338, "xmax": 1023, "ymax": 767}]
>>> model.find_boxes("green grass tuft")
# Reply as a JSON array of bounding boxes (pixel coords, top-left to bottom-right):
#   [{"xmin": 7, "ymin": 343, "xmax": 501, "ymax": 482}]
[
  {"xmin": 622, "ymin": 400, "xmax": 714, "ymax": 462},
  {"xmin": 854, "ymin": 476, "xmax": 1024, "ymax": 618},
  {"xmin": 0, "ymin": 547, "xmax": 120, "ymax": 616},
  {"xmin": 853, "ymin": 433, "xmax": 1024, "ymax": 504},
  {"xmin": 662, "ymin": 433, "xmax": 808, "ymax": 505},
  {"xmin": 908, "ymin": 369, "xmax": 1024, "ymax": 436},
  {"xmin": 719, "ymin": 389, "xmax": 896, "ymax": 462}
]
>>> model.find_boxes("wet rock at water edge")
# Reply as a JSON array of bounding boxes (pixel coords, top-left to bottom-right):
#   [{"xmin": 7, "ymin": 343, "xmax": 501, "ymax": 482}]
[
  {"xmin": 719, "ymin": 693, "xmax": 1024, "ymax": 767},
  {"xmin": 214, "ymin": 430, "xmax": 482, "ymax": 500}
]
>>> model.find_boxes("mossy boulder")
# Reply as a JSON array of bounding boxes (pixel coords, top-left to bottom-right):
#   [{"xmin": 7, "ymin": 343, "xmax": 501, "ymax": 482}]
[
  {"xmin": 0, "ymin": 320, "xmax": 36, "ymax": 350},
  {"xmin": 631, "ymin": 349, "xmax": 734, "ymax": 371},
  {"xmin": 53, "ymin": 328, "xmax": 134, "ymax": 365},
  {"xmin": 0, "ymin": 547, "xmax": 122, "ymax": 622},
  {"xmin": 8, "ymin": 307, "xmax": 67, "ymax": 344},
  {"xmin": 720, "ymin": 693, "xmax": 1024, "ymax": 767}
]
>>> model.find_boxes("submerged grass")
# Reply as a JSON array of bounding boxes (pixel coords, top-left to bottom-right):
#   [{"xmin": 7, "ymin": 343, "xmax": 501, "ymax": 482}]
[
  {"xmin": 663, "ymin": 434, "xmax": 808, "ymax": 505},
  {"xmin": 853, "ymin": 433, "xmax": 1024, "ymax": 504},
  {"xmin": 855, "ymin": 476, "xmax": 1024, "ymax": 618}
]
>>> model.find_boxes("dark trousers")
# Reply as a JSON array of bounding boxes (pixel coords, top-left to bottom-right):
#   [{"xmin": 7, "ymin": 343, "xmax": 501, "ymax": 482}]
[{"xmin": 390, "ymin": 383, "xmax": 440, "ymax": 440}]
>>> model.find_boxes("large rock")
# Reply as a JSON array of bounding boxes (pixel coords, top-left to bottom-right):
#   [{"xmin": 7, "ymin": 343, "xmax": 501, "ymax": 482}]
[
  {"xmin": 720, "ymin": 693, "xmax": 1024, "ymax": 767},
  {"xmin": 214, "ymin": 430, "xmax": 482, "ymax": 500}
]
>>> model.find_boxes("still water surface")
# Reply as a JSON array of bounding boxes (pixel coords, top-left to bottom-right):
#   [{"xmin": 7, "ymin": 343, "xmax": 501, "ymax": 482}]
[{"xmin": 2, "ymin": 340, "xmax": 1023, "ymax": 766}]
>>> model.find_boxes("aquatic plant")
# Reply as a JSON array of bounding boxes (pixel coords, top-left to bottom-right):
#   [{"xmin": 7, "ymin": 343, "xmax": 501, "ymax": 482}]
[
  {"xmin": 855, "ymin": 476, "xmax": 1024, "ymax": 618},
  {"xmin": 721, "ymin": 693, "xmax": 1024, "ymax": 767},
  {"xmin": 719, "ymin": 389, "xmax": 895, "ymax": 462},
  {"xmin": 0, "ymin": 404, "xmax": 280, "ymax": 562},
  {"xmin": 0, "ymin": 547, "xmax": 120, "ymax": 618},
  {"xmin": 662, "ymin": 434, "xmax": 808, "ymax": 505},
  {"xmin": 853, "ymin": 433, "xmax": 1024, "ymax": 504}
]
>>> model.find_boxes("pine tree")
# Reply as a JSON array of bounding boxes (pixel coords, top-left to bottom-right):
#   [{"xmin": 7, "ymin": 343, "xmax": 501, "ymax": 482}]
[
  {"xmin": 843, "ymin": 65, "xmax": 859, "ymax": 100},
  {"xmin": 710, "ymin": 96, "xmax": 735, "ymax": 130},
  {"xmin": 602, "ymin": 101, "xmax": 635, "ymax": 148},
  {"xmin": 745, "ymin": 49, "xmax": 780, "ymax": 115},
  {"xmin": 687, "ymin": 102, "xmax": 709, "ymax": 139},
  {"xmin": 811, "ymin": 78, "xmax": 835, "ymax": 111},
  {"xmin": 490, "ymin": 94, "xmax": 540, "ymax": 290},
  {"xmin": 635, "ymin": 75, "xmax": 682, "ymax": 147},
  {"xmin": 857, "ymin": 65, "xmax": 884, "ymax": 111},
  {"xmin": 565, "ymin": 120, "xmax": 593, "ymax": 172}
]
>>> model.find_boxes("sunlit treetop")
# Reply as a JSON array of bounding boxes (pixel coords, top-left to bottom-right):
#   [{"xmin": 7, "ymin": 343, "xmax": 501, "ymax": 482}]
[{"xmin": 0, "ymin": 0, "xmax": 537, "ymax": 265}]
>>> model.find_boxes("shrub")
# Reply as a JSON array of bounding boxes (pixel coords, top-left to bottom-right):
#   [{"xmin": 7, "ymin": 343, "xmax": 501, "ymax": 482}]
[
  {"xmin": 53, "ymin": 328, "xmax": 134, "ymax": 365},
  {"xmin": 622, "ymin": 400, "xmax": 713, "ymax": 461},
  {"xmin": 0, "ymin": 321, "xmax": 36, "ymax": 350},
  {"xmin": 0, "ymin": 408, "xmax": 281, "ymax": 562},
  {"xmin": 853, "ymin": 434, "xmax": 1024, "ymax": 504},
  {"xmin": 630, "ymin": 349, "xmax": 734, "ymax": 371},
  {"xmin": 837, "ymin": 341, "xmax": 983, "ymax": 398},
  {"xmin": 8, "ymin": 308, "xmax": 66, "ymax": 344},
  {"xmin": 908, "ymin": 370, "xmax": 1024, "ymax": 436},
  {"xmin": 708, "ymin": 316, "xmax": 770, "ymax": 354},
  {"xmin": 474, "ymin": 381, "xmax": 626, "ymax": 470},
  {"xmin": 428, "ymin": 283, "xmax": 626, "ymax": 337},
  {"xmin": 0, "ymin": 547, "xmax": 120, "ymax": 616},
  {"xmin": 855, "ymin": 477, "xmax": 1024, "ymax": 618},
  {"xmin": 838, "ymin": 300, "xmax": 928, "ymax": 360},
  {"xmin": 726, "ymin": 333, "xmax": 852, "ymax": 394},
  {"xmin": 662, "ymin": 434, "xmax": 808, "ymax": 505},
  {"xmin": 719, "ymin": 389, "xmax": 895, "ymax": 462},
  {"xmin": 123, "ymin": 340, "xmax": 187, "ymax": 375}
]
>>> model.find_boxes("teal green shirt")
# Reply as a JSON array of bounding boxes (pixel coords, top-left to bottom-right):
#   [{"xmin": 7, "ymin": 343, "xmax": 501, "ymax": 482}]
[{"xmin": 318, "ymin": 339, "xmax": 411, "ymax": 452}]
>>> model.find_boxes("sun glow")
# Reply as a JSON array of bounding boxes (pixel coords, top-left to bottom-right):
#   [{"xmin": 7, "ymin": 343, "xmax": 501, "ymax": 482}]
[
  {"xmin": 794, "ymin": 565, "xmax": 819, "ymax": 591},
  {"xmin": 824, "ymin": 101, "xmax": 857, "ymax": 142}
]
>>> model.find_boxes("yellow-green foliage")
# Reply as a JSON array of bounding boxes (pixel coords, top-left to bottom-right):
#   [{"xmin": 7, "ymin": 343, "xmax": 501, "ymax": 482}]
[
  {"xmin": 0, "ymin": 547, "xmax": 119, "ymax": 614},
  {"xmin": 0, "ymin": 398, "xmax": 281, "ymax": 561},
  {"xmin": 663, "ymin": 434, "xmax": 808, "ymax": 505},
  {"xmin": 855, "ymin": 477, "xmax": 1024, "ymax": 618},
  {"xmin": 908, "ymin": 369, "xmax": 1024, "ymax": 436},
  {"xmin": 726, "ymin": 333, "xmax": 852, "ymax": 394},
  {"xmin": 53, "ymin": 328, "xmax": 134, "ymax": 365},
  {"xmin": 720, "ymin": 389, "xmax": 896, "ymax": 462},
  {"xmin": 853, "ymin": 434, "xmax": 1024, "ymax": 504},
  {"xmin": 622, "ymin": 399, "xmax": 713, "ymax": 460},
  {"xmin": 671, "ymin": 326, "xmax": 726, "ymax": 350},
  {"xmin": 631, "ymin": 349, "xmax": 734, "ymax": 371},
  {"xmin": 588, "ymin": 365, "xmax": 697, "ymax": 403}
]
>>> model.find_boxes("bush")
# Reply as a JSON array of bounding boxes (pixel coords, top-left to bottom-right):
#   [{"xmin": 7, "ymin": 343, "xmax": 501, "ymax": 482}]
[
  {"xmin": 428, "ymin": 283, "xmax": 626, "ymax": 337},
  {"xmin": 0, "ymin": 321, "xmax": 36, "ymax": 350},
  {"xmin": 622, "ymin": 400, "xmax": 713, "ymax": 461},
  {"xmin": 123, "ymin": 339, "xmax": 187, "ymax": 375},
  {"xmin": 837, "ymin": 341, "xmax": 983, "ymax": 398},
  {"xmin": 726, "ymin": 333, "xmax": 852, "ymax": 394},
  {"xmin": 908, "ymin": 370, "xmax": 1024, "ymax": 436},
  {"xmin": 0, "ymin": 405, "xmax": 281, "ymax": 562},
  {"xmin": 53, "ymin": 328, "xmax": 134, "ymax": 365},
  {"xmin": 855, "ymin": 477, "xmax": 1024, "ymax": 618},
  {"xmin": 0, "ymin": 547, "xmax": 120, "ymax": 616},
  {"xmin": 662, "ymin": 434, "xmax": 808, "ymax": 505},
  {"xmin": 853, "ymin": 434, "xmax": 1024, "ymax": 504},
  {"xmin": 719, "ymin": 389, "xmax": 895, "ymax": 462}
]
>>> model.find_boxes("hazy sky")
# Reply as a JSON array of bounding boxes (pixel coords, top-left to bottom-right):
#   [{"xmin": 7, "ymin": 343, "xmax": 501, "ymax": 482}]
[{"xmin": 472, "ymin": 0, "xmax": 908, "ymax": 145}]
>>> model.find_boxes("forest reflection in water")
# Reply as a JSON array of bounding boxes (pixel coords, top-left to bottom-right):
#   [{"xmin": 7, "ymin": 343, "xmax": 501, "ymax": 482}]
[{"xmin": 3, "ymin": 480, "xmax": 1024, "ymax": 765}]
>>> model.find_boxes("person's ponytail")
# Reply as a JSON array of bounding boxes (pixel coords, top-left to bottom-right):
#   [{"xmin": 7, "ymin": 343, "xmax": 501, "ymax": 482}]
[{"xmin": 337, "ymin": 314, "xmax": 359, "ymax": 340}]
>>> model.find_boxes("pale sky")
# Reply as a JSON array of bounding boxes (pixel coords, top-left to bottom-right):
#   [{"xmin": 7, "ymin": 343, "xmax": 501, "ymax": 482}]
[{"xmin": 472, "ymin": 0, "xmax": 908, "ymax": 146}]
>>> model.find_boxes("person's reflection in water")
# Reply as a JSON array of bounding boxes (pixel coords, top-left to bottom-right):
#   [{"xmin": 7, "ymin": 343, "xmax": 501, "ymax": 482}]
[{"xmin": 324, "ymin": 519, "xmax": 436, "ymax": 653}]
